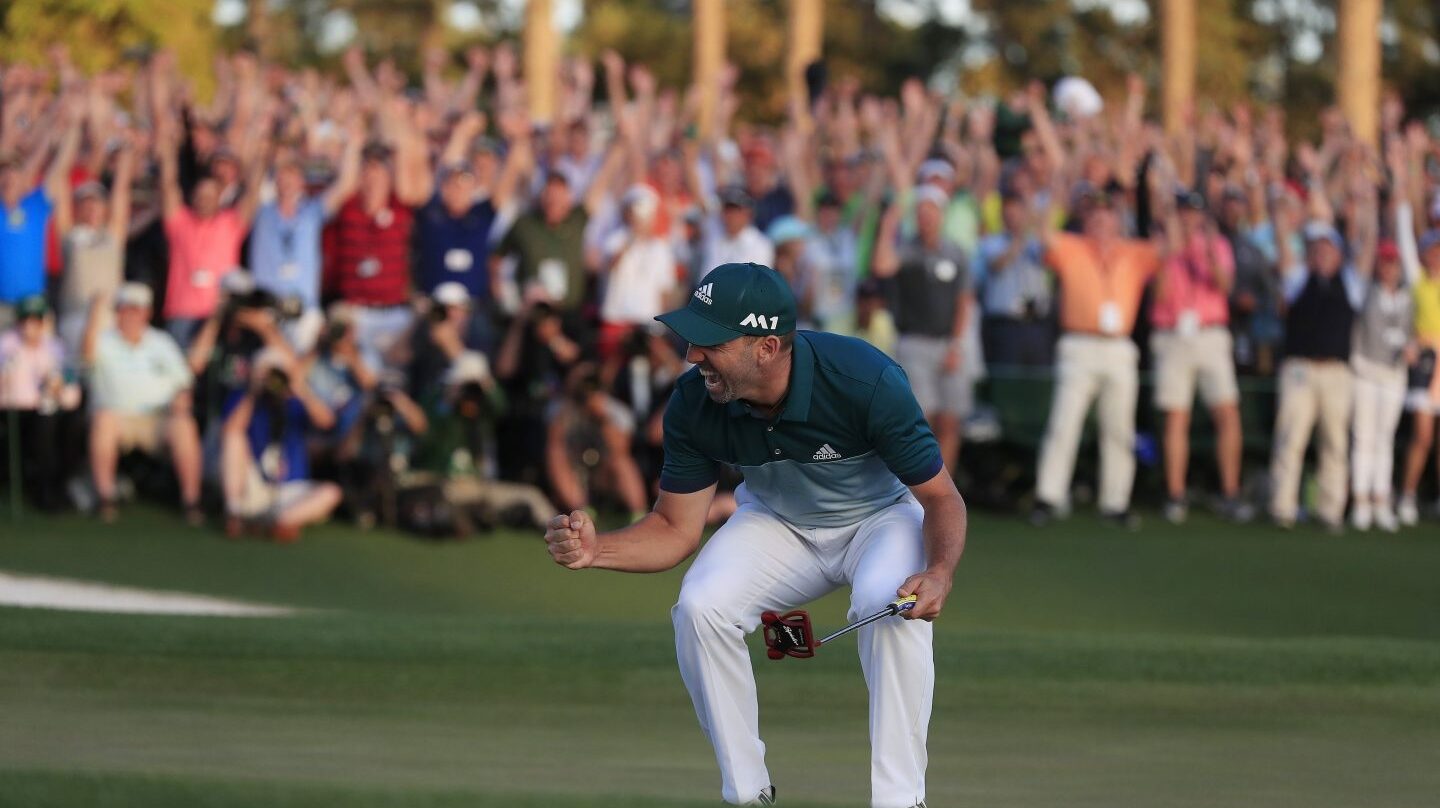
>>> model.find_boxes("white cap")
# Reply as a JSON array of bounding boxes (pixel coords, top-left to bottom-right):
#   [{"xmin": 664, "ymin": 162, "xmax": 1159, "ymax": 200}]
[
  {"xmin": 622, "ymin": 183, "xmax": 660, "ymax": 218},
  {"xmin": 433, "ymin": 281, "xmax": 471, "ymax": 308},
  {"xmin": 917, "ymin": 158, "xmax": 955, "ymax": 184},
  {"xmin": 221, "ymin": 270, "xmax": 256, "ymax": 296},
  {"xmin": 914, "ymin": 184, "xmax": 951, "ymax": 211},
  {"xmin": 251, "ymin": 346, "xmax": 292, "ymax": 378},
  {"xmin": 115, "ymin": 282, "xmax": 154, "ymax": 309},
  {"xmin": 446, "ymin": 351, "xmax": 492, "ymax": 385}
]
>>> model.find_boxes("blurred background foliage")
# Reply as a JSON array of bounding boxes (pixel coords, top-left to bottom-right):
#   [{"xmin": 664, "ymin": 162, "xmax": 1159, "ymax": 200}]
[{"xmin": 2, "ymin": 0, "xmax": 1438, "ymax": 132}]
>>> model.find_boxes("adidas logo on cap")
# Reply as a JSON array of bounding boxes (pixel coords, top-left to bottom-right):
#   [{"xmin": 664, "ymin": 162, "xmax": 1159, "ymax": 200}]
[
  {"xmin": 693, "ymin": 282, "xmax": 714, "ymax": 305},
  {"xmin": 812, "ymin": 444, "xmax": 842, "ymax": 461}
]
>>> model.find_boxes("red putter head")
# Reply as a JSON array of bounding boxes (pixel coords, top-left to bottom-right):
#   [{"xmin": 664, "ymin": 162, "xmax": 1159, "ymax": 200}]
[{"xmin": 760, "ymin": 609, "xmax": 816, "ymax": 660}]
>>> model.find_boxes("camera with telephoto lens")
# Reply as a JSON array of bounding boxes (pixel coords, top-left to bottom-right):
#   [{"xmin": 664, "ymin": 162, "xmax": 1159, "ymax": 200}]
[
  {"xmin": 259, "ymin": 366, "xmax": 290, "ymax": 407},
  {"xmin": 455, "ymin": 381, "xmax": 493, "ymax": 421},
  {"xmin": 226, "ymin": 288, "xmax": 304, "ymax": 321}
]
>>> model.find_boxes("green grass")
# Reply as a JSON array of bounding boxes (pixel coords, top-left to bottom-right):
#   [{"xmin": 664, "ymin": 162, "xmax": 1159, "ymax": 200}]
[{"xmin": 1, "ymin": 506, "xmax": 1439, "ymax": 807}]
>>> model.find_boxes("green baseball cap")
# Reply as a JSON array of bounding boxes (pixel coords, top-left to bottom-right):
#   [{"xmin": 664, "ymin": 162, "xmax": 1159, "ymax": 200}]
[
  {"xmin": 655, "ymin": 263, "xmax": 796, "ymax": 347},
  {"xmin": 16, "ymin": 295, "xmax": 48, "ymax": 319}
]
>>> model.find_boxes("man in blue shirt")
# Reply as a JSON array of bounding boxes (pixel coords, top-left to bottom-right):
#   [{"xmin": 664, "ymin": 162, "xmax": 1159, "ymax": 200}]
[
  {"xmin": 543, "ymin": 263, "xmax": 966, "ymax": 808},
  {"xmin": 249, "ymin": 134, "xmax": 361, "ymax": 350},
  {"xmin": 0, "ymin": 116, "xmax": 79, "ymax": 326}
]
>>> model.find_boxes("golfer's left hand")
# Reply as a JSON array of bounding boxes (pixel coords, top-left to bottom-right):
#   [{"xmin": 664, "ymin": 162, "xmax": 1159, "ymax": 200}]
[{"xmin": 897, "ymin": 570, "xmax": 952, "ymax": 621}]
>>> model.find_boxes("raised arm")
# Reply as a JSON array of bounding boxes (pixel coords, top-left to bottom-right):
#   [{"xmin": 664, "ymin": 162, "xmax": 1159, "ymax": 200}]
[
  {"xmin": 452, "ymin": 47, "xmax": 489, "ymax": 113},
  {"xmin": 45, "ymin": 99, "xmax": 83, "ymax": 205},
  {"xmin": 107, "ymin": 135, "xmax": 138, "ymax": 243},
  {"xmin": 870, "ymin": 197, "xmax": 904, "ymax": 278},
  {"xmin": 321, "ymin": 116, "xmax": 365, "ymax": 216},
  {"xmin": 156, "ymin": 117, "xmax": 183, "ymax": 220},
  {"xmin": 234, "ymin": 141, "xmax": 269, "ymax": 227}
]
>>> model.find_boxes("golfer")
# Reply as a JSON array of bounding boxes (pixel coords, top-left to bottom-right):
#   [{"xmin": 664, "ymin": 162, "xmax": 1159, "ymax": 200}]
[{"xmin": 544, "ymin": 262, "xmax": 966, "ymax": 808}]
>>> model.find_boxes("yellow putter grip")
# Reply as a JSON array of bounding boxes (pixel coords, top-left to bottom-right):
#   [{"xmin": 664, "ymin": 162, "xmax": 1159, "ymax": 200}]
[{"xmin": 893, "ymin": 595, "xmax": 919, "ymax": 613}]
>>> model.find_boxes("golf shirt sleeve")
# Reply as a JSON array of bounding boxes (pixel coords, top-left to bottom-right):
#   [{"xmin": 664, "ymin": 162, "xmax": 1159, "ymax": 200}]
[
  {"xmin": 866, "ymin": 364, "xmax": 944, "ymax": 487},
  {"xmin": 658, "ymin": 383, "xmax": 720, "ymax": 494}
]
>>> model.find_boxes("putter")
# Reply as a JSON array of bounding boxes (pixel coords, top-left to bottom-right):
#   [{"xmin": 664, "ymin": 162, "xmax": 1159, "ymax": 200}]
[{"xmin": 761, "ymin": 595, "xmax": 918, "ymax": 660}]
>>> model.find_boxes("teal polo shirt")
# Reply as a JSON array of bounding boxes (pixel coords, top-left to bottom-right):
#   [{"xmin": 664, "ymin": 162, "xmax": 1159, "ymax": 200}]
[{"xmin": 659, "ymin": 330, "xmax": 943, "ymax": 528}]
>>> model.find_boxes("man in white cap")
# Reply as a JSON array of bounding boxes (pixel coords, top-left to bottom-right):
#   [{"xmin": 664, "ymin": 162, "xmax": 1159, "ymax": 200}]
[
  {"xmin": 82, "ymin": 282, "xmax": 204, "ymax": 524},
  {"xmin": 597, "ymin": 184, "xmax": 681, "ymax": 359}
]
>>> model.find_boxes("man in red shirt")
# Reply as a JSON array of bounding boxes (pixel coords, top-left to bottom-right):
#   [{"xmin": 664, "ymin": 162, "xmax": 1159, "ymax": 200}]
[{"xmin": 329, "ymin": 126, "xmax": 433, "ymax": 370}]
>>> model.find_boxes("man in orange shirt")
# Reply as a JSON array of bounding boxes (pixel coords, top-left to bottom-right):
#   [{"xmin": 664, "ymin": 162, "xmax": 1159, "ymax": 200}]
[{"xmin": 1031, "ymin": 190, "xmax": 1161, "ymax": 528}]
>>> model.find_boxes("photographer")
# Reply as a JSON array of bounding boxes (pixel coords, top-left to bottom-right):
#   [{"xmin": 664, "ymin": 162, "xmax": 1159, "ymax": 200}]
[
  {"xmin": 302, "ymin": 303, "xmax": 378, "ymax": 468},
  {"xmin": 336, "ymin": 373, "xmax": 429, "ymax": 528},
  {"xmin": 411, "ymin": 351, "xmax": 555, "ymax": 531},
  {"xmin": 494, "ymin": 297, "xmax": 582, "ymax": 485},
  {"xmin": 220, "ymin": 348, "xmax": 342, "ymax": 541},
  {"xmin": 543, "ymin": 361, "xmax": 647, "ymax": 522},
  {"xmin": 408, "ymin": 282, "xmax": 485, "ymax": 403},
  {"xmin": 188, "ymin": 272, "xmax": 298, "ymax": 439}
]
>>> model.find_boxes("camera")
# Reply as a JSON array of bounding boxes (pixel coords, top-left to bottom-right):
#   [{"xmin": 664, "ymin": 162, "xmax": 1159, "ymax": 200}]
[{"xmin": 226, "ymin": 288, "xmax": 304, "ymax": 321}]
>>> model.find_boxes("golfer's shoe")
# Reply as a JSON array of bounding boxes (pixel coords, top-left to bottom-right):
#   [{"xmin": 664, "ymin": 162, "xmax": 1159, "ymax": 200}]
[{"xmin": 744, "ymin": 785, "xmax": 776, "ymax": 805}]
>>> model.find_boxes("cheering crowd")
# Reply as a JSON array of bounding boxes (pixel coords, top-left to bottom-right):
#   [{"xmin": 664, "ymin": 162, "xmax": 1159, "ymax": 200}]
[{"xmin": 1, "ymin": 45, "xmax": 1438, "ymax": 539}]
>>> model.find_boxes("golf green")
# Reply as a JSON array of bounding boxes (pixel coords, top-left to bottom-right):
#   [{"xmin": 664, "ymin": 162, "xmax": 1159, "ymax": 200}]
[{"xmin": 1, "ymin": 506, "xmax": 1438, "ymax": 807}]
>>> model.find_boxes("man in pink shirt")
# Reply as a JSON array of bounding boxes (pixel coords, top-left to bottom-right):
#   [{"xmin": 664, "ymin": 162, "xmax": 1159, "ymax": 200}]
[
  {"xmin": 1151, "ymin": 192, "xmax": 1249, "ymax": 523},
  {"xmin": 157, "ymin": 120, "xmax": 264, "ymax": 348}
]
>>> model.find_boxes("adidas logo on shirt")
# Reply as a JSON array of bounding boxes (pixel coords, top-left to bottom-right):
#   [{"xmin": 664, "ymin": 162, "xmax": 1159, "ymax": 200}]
[
  {"xmin": 812, "ymin": 444, "xmax": 842, "ymax": 461},
  {"xmin": 694, "ymin": 282, "xmax": 714, "ymax": 305}
]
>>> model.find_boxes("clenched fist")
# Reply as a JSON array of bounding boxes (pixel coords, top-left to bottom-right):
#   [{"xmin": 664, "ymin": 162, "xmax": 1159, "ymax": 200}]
[{"xmin": 545, "ymin": 510, "xmax": 597, "ymax": 570}]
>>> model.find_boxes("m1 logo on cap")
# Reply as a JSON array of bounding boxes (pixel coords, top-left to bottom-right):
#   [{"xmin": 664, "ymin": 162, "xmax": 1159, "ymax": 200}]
[
  {"xmin": 694, "ymin": 283, "xmax": 714, "ymax": 305},
  {"xmin": 740, "ymin": 312, "xmax": 779, "ymax": 330}
]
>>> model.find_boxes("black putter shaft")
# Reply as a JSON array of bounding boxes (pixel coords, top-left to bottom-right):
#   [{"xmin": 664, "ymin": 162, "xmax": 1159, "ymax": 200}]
[{"xmin": 817, "ymin": 595, "xmax": 917, "ymax": 645}]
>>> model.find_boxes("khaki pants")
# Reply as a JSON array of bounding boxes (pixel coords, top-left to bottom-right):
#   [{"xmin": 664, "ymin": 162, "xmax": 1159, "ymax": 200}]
[
  {"xmin": 1269, "ymin": 358, "xmax": 1353, "ymax": 524},
  {"xmin": 1036, "ymin": 334, "xmax": 1139, "ymax": 513}
]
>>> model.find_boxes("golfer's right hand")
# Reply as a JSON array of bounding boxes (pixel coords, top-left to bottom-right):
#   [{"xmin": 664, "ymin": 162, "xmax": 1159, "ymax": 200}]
[{"xmin": 545, "ymin": 510, "xmax": 597, "ymax": 570}]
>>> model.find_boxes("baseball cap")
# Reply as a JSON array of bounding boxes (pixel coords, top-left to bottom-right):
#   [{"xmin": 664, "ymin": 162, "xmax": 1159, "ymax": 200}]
[
  {"xmin": 115, "ymin": 282, "xmax": 153, "ymax": 309},
  {"xmin": 1377, "ymin": 239, "xmax": 1400, "ymax": 262},
  {"xmin": 16, "ymin": 295, "xmax": 48, "ymax": 319},
  {"xmin": 914, "ymin": 184, "xmax": 950, "ymax": 211},
  {"xmin": 655, "ymin": 262, "xmax": 797, "ymax": 348},
  {"xmin": 1176, "ymin": 190, "xmax": 1207, "ymax": 211},
  {"xmin": 718, "ymin": 185, "xmax": 753, "ymax": 209},
  {"xmin": 917, "ymin": 158, "xmax": 955, "ymax": 184},
  {"xmin": 433, "ymin": 281, "xmax": 471, "ymax": 308},
  {"xmin": 74, "ymin": 181, "xmax": 106, "ymax": 201},
  {"xmin": 1303, "ymin": 221, "xmax": 1343, "ymax": 249},
  {"xmin": 765, "ymin": 215, "xmax": 811, "ymax": 246},
  {"xmin": 446, "ymin": 351, "xmax": 492, "ymax": 386}
]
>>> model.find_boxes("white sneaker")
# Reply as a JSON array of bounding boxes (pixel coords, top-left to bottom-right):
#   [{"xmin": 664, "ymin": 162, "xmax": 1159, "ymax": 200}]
[
  {"xmin": 1351, "ymin": 502, "xmax": 1373, "ymax": 531},
  {"xmin": 1398, "ymin": 495, "xmax": 1419, "ymax": 527},
  {"xmin": 1375, "ymin": 504, "xmax": 1399, "ymax": 533}
]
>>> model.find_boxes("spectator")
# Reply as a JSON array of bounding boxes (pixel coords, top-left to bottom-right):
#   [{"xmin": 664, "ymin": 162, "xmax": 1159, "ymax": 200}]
[
  {"xmin": 852, "ymin": 279, "xmax": 898, "ymax": 356},
  {"xmin": 699, "ymin": 186, "xmax": 775, "ymax": 273},
  {"xmin": 249, "ymin": 124, "xmax": 362, "ymax": 352},
  {"xmin": 156, "ymin": 118, "xmax": 264, "ymax": 349},
  {"xmin": 492, "ymin": 111, "xmax": 619, "ymax": 332},
  {"xmin": 415, "ymin": 111, "xmax": 525, "ymax": 315},
  {"xmin": 596, "ymin": 184, "xmax": 681, "ymax": 359},
  {"xmin": 220, "ymin": 348, "xmax": 343, "ymax": 541},
  {"xmin": 1398, "ymin": 229, "xmax": 1440, "ymax": 525},
  {"xmin": 1031, "ymin": 188, "xmax": 1161, "ymax": 529},
  {"xmin": 1219, "ymin": 186, "xmax": 1283, "ymax": 376},
  {"xmin": 1269, "ymin": 223, "xmax": 1365, "ymax": 530},
  {"xmin": 83, "ymin": 283, "xmax": 203, "ymax": 524},
  {"xmin": 766, "ymin": 216, "xmax": 816, "ymax": 327},
  {"xmin": 545, "ymin": 361, "xmax": 648, "ymax": 521},
  {"xmin": 409, "ymin": 282, "xmax": 484, "ymax": 403},
  {"xmin": 53, "ymin": 135, "xmax": 134, "ymax": 353},
  {"xmin": 973, "ymin": 190, "xmax": 1054, "ymax": 368},
  {"xmin": 739, "ymin": 139, "xmax": 794, "ymax": 232},
  {"xmin": 874, "ymin": 185, "xmax": 974, "ymax": 476},
  {"xmin": 328, "ymin": 121, "xmax": 433, "ymax": 365},
  {"xmin": 0, "ymin": 296, "xmax": 82, "ymax": 510},
  {"xmin": 1150, "ymin": 191, "xmax": 1250, "ymax": 524},
  {"xmin": 494, "ymin": 300, "xmax": 583, "ymax": 486},
  {"xmin": 1350, "ymin": 236, "xmax": 1414, "ymax": 532},
  {"xmin": 802, "ymin": 191, "xmax": 861, "ymax": 334},
  {"xmin": 0, "ymin": 106, "xmax": 78, "ymax": 327}
]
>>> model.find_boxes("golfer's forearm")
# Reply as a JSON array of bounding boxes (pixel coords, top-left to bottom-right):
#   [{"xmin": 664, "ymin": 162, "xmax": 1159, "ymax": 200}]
[
  {"xmin": 922, "ymin": 495, "xmax": 967, "ymax": 577},
  {"xmin": 592, "ymin": 513, "xmax": 698, "ymax": 573}
]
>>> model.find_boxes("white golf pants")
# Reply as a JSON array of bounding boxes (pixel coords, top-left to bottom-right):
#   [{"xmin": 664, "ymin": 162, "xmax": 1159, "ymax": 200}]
[{"xmin": 673, "ymin": 484, "xmax": 934, "ymax": 808}]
